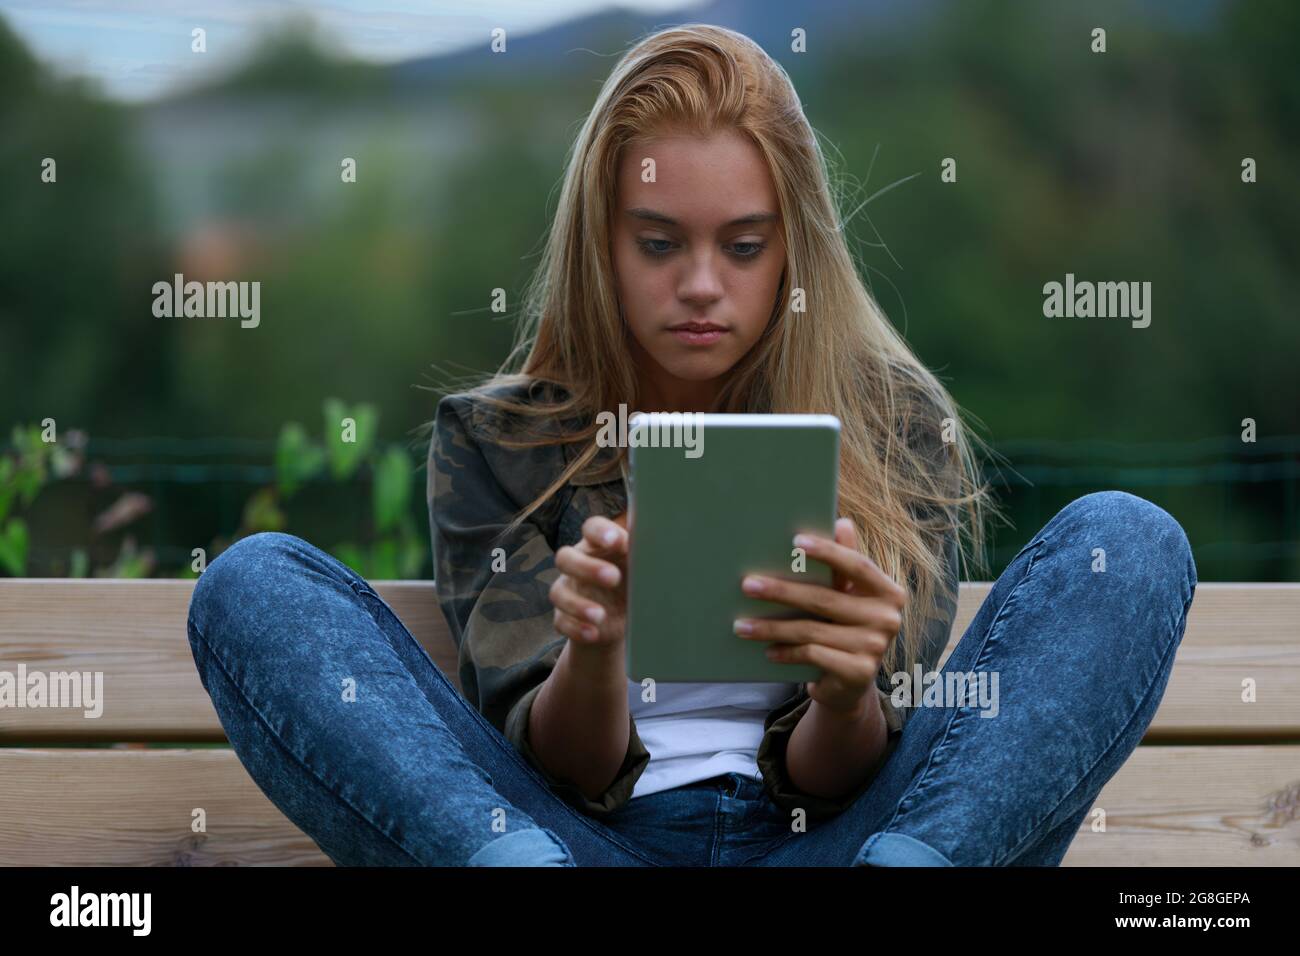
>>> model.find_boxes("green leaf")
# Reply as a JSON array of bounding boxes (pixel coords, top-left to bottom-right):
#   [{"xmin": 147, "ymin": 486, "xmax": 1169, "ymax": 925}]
[
  {"xmin": 0, "ymin": 518, "xmax": 28, "ymax": 576},
  {"xmin": 11, "ymin": 424, "xmax": 42, "ymax": 459},
  {"xmin": 69, "ymin": 548, "xmax": 89, "ymax": 578},
  {"xmin": 13, "ymin": 460, "xmax": 44, "ymax": 506},
  {"xmin": 370, "ymin": 538, "xmax": 399, "ymax": 580},
  {"xmin": 93, "ymin": 537, "xmax": 155, "ymax": 578},
  {"xmin": 372, "ymin": 445, "xmax": 411, "ymax": 534},
  {"xmin": 275, "ymin": 422, "xmax": 325, "ymax": 497},
  {"xmin": 241, "ymin": 487, "xmax": 287, "ymax": 533},
  {"xmin": 0, "ymin": 457, "xmax": 15, "ymax": 524},
  {"xmin": 13, "ymin": 425, "xmax": 52, "ymax": 477},
  {"xmin": 399, "ymin": 531, "xmax": 426, "ymax": 579},
  {"xmin": 333, "ymin": 542, "xmax": 367, "ymax": 578},
  {"xmin": 323, "ymin": 398, "xmax": 378, "ymax": 480},
  {"xmin": 117, "ymin": 554, "xmax": 151, "ymax": 579}
]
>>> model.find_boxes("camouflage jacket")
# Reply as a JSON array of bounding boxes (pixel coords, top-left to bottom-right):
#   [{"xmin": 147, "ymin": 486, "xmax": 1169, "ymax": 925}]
[{"xmin": 427, "ymin": 378, "xmax": 960, "ymax": 823}]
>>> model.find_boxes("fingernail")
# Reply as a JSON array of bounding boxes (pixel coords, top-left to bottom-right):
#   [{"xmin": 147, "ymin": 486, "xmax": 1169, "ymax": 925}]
[
  {"xmin": 583, "ymin": 625, "xmax": 598, "ymax": 640},
  {"xmin": 600, "ymin": 567, "xmax": 619, "ymax": 586},
  {"xmin": 733, "ymin": 619, "xmax": 754, "ymax": 635},
  {"xmin": 793, "ymin": 534, "xmax": 812, "ymax": 549},
  {"xmin": 742, "ymin": 576, "xmax": 764, "ymax": 594},
  {"xmin": 602, "ymin": 529, "xmax": 618, "ymax": 546},
  {"xmin": 586, "ymin": 606, "xmax": 605, "ymax": 624}
]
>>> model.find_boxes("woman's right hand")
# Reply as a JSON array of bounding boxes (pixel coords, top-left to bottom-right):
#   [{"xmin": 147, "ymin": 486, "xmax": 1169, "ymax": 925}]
[{"xmin": 549, "ymin": 514, "xmax": 629, "ymax": 648}]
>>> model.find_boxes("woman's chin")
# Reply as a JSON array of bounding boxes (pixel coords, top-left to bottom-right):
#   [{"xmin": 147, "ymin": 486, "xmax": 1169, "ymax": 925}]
[{"xmin": 656, "ymin": 353, "xmax": 739, "ymax": 382}]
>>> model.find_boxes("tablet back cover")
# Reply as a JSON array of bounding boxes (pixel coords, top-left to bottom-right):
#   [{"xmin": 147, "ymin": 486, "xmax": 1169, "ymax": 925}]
[{"xmin": 625, "ymin": 414, "xmax": 839, "ymax": 683}]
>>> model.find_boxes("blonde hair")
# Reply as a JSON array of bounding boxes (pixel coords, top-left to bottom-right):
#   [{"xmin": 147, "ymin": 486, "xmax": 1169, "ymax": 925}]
[{"xmin": 432, "ymin": 23, "xmax": 997, "ymax": 679}]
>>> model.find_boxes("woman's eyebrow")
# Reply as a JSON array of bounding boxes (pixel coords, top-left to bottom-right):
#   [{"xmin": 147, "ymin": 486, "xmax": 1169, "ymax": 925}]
[{"xmin": 625, "ymin": 207, "xmax": 779, "ymax": 228}]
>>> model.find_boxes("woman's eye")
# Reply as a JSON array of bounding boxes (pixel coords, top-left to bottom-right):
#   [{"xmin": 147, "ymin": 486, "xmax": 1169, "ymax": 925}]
[
  {"xmin": 730, "ymin": 241, "xmax": 765, "ymax": 259},
  {"xmin": 636, "ymin": 238, "xmax": 766, "ymax": 259},
  {"xmin": 636, "ymin": 238, "xmax": 675, "ymax": 256}
]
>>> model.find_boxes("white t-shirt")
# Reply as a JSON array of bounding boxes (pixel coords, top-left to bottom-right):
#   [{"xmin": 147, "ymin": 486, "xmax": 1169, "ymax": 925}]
[{"xmin": 626, "ymin": 678, "xmax": 800, "ymax": 799}]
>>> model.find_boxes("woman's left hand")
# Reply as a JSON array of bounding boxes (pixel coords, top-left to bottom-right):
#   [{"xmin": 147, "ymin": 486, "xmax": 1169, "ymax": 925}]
[{"xmin": 733, "ymin": 517, "xmax": 906, "ymax": 719}]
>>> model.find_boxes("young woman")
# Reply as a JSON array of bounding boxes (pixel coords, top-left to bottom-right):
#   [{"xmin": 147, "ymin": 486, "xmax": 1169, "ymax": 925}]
[{"xmin": 187, "ymin": 24, "xmax": 1197, "ymax": 867}]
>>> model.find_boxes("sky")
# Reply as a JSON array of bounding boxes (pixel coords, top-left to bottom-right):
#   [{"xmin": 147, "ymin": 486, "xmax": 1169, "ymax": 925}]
[{"xmin": 0, "ymin": 0, "xmax": 704, "ymax": 101}]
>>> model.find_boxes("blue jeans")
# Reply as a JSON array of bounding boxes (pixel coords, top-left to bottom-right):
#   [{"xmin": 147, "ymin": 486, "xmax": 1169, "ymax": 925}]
[{"xmin": 186, "ymin": 490, "xmax": 1196, "ymax": 866}]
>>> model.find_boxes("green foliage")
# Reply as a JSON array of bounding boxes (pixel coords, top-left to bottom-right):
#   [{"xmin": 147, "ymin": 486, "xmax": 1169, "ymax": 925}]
[
  {"xmin": 0, "ymin": 421, "xmax": 147, "ymax": 577},
  {"xmin": 333, "ymin": 530, "xmax": 423, "ymax": 581},
  {"xmin": 235, "ymin": 398, "xmax": 425, "ymax": 580},
  {"xmin": 0, "ymin": 422, "xmax": 89, "ymax": 575},
  {"xmin": 3, "ymin": 425, "xmax": 50, "ymax": 518},
  {"xmin": 0, "ymin": 457, "xmax": 14, "ymax": 526},
  {"xmin": 323, "ymin": 398, "xmax": 378, "ymax": 481},
  {"xmin": 2, "ymin": 6, "xmax": 1297, "ymax": 580},
  {"xmin": 274, "ymin": 422, "xmax": 325, "ymax": 497},
  {"xmin": 93, "ymin": 536, "xmax": 153, "ymax": 578},
  {"xmin": 0, "ymin": 398, "xmax": 428, "ymax": 580},
  {"xmin": 69, "ymin": 548, "xmax": 89, "ymax": 578},
  {"xmin": 0, "ymin": 517, "xmax": 28, "ymax": 576},
  {"xmin": 372, "ymin": 445, "xmax": 412, "ymax": 534},
  {"xmin": 240, "ymin": 487, "xmax": 287, "ymax": 534}
]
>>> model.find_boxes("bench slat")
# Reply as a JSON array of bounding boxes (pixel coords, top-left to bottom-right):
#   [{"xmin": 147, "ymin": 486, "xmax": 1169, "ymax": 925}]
[
  {"xmin": 0, "ymin": 745, "xmax": 1294, "ymax": 866},
  {"xmin": 1061, "ymin": 744, "xmax": 1300, "ymax": 866},
  {"xmin": 0, "ymin": 748, "xmax": 329, "ymax": 866},
  {"xmin": 1, "ymin": 580, "xmax": 1297, "ymax": 740},
  {"xmin": 950, "ymin": 582, "xmax": 1300, "ymax": 739}
]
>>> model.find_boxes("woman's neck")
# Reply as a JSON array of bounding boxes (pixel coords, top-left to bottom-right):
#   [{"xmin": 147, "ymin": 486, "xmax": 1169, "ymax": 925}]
[
  {"xmin": 636, "ymin": 376, "xmax": 722, "ymax": 413},
  {"xmin": 632, "ymin": 349, "xmax": 727, "ymax": 412}
]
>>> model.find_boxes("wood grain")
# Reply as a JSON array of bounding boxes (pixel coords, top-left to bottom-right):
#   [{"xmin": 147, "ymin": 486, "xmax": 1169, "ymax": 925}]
[
  {"xmin": 0, "ymin": 745, "xmax": 1294, "ymax": 866},
  {"xmin": 1, "ymin": 580, "xmax": 1296, "ymax": 740}
]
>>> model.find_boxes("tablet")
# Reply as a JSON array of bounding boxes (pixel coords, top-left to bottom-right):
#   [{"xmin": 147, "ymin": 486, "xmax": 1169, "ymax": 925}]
[{"xmin": 624, "ymin": 412, "xmax": 840, "ymax": 683}]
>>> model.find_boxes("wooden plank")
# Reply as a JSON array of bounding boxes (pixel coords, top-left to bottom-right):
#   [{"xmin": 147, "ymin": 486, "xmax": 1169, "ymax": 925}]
[
  {"xmin": 949, "ymin": 583, "xmax": 1300, "ymax": 739},
  {"xmin": 0, "ymin": 748, "xmax": 330, "ymax": 866},
  {"xmin": 1062, "ymin": 745, "xmax": 1300, "ymax": 866},
  {"xmin": 1, "ymin": 580, "xmax": 1297, "ymax": 740},
  {"xmin": 0, "ymin": 579, "xmax": 454, "ymax": 741},
  {"xmin": 0, "ymin": 746, "xmax": 1294, "ymax": 866}
]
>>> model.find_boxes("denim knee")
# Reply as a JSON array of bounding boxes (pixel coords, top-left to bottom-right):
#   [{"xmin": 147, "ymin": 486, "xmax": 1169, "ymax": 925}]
[
  {"xmin": 1039, "ymin": 490, "xmax": 1196, "ymax": 590},
  {"xmin": 466, "ymin": 827, "xmax": 575, "ymax": 867},
  {"xmin": 188, "ymin": 531, "xmax": 312, "ymax": 642}
]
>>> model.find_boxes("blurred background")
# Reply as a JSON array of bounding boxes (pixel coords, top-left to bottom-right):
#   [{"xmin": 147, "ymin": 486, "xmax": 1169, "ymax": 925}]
[{"xmin": 1, "ymin": 0, "xmax": 1296, "ymax": 584}]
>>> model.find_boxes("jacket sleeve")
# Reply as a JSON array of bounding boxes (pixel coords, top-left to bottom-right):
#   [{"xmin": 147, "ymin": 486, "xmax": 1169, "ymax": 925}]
[
  {"xmin": 754, "ymin": 392, "xmax": 963, "ymax": 823},
  {"xmin": 428, "ymin": 392, "xmax": 650, "ymax": 816}
]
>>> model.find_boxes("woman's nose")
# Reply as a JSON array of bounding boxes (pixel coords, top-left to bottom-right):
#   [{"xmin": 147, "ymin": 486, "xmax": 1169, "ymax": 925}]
[{"xmin": 678, "ymin": 252, "xmax": 725, "ymax": 303}]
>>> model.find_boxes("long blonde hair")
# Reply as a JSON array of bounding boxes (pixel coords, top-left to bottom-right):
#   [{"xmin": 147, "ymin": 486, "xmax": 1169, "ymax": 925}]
[{"xmin": 431, "ymin": 23, "xmax": 997, "ymax": 678}]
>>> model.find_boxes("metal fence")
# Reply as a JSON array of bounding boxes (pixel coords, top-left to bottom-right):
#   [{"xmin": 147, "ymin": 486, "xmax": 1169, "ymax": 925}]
[{"xmin": 11, "ymin": 434, "xmax": 1300, "ymax": 581}]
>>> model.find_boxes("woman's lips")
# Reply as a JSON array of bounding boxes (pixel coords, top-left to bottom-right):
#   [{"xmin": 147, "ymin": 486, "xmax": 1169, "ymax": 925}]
[{"xmin": 669, "ymin": 326, "xmax": 728, "ymax": 345}]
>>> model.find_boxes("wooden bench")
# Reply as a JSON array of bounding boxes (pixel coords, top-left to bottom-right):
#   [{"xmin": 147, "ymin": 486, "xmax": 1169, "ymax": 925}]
[{"xmin": 1, "ymin": 580, "xmax": 1297, "ymax": 866}]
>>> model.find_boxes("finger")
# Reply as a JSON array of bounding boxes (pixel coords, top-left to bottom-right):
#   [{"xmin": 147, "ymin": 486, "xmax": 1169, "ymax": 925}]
[
  {"xmin": 832, "ymin": 518, "xmax": 856, "ymax": 592},
  {"xmin": 582, "ymin": 515, "xmax": 629, "ymax": 557},
  {"xmin": 834, "ymin": 516, "xmax": 857, "ymax": 549},
  {"xmin": 742, "ymin": 572, "xmax": 874, "ymax": 625},
  {"xmin": 555, "ymin": 544, "xmax": 621, "ymax": 588},
  {"xmin": 569, "ymin": 574, "xmax": 621, "ymax": 615},
  {"xmin": 734, "ymin": 616, "xmax": 894, "ymax": 657},
  {"xmin": 548, "ymin": 575, "xmax": 610, "ymax": 626},
  {"xmin": 553, "ymin": 606, "xmax": 600, "ymax": 643},
  {"xmin": 791, "ymin": 530, "xmax": 906, "ymax": 606},
  {"xmin": 765, "ymin": 640, "xmax": 878, "ymax": 686}
]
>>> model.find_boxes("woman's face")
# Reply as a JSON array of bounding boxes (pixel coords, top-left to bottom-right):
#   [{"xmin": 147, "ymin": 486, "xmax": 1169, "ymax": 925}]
[{"xmin": 611, "ymin": 127, "xmax": 787, "ymax": 411}]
